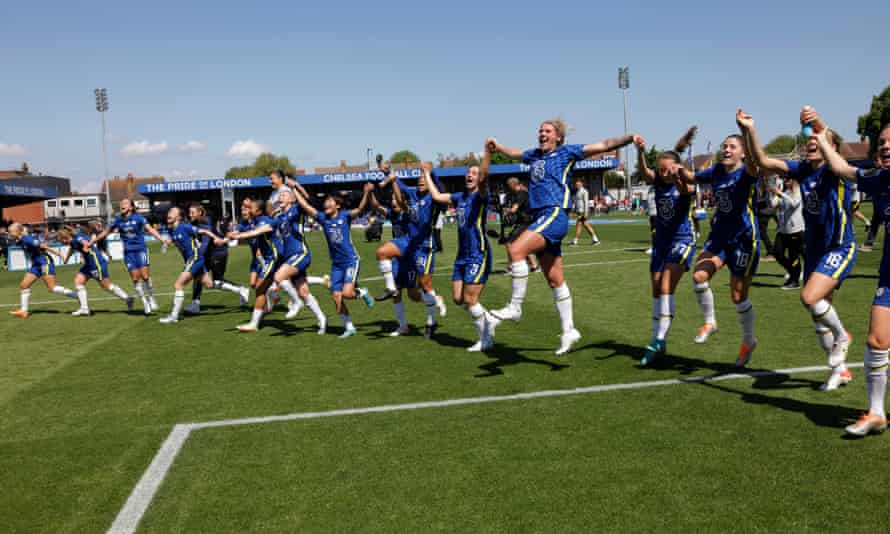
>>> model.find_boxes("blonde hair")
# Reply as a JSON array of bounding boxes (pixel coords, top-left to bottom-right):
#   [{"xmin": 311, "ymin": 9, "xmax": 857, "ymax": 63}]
[
  {"xmin": 57, "ymin": 228, "xmax": 73, "ymax": 241},
  {"xmin": 542, "ymin": 118, "xmax": 572, "ymax": 146},
  {"xmin": 8, "ymin": 222, "xmax": 23, "ymax": 237}
]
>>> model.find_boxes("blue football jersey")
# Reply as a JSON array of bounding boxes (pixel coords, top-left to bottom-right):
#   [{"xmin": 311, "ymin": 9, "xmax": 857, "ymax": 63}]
[
  {"xmin": 695, "ymin": 164, "xmax": 758, "ymax": 238},
  {"xmin": 399, "ymin": 181, "xmax": 437, "ymax": 249},
  {"xmin": 653, "ymin": 179, "xmax": 694, "ymax": 242},
  {"xmin": 386, "ymin": 208, "xmax": 409, "ymax": 238},
  {"xmin": 785, "ymin": 160, "xmax": 855, "ymax": 252},
  {"xmin": 316, "ymin": 211, "xmax": 357, "ymax": 265},
  {"xmin": 521, "ymin": 144, "xmax": 585, "ymax": 210},
  {"xmin": 170, "ymin": 223, "xmax": 201, "ymax": 262},
  {"xmin": 20, "ymin": 234, "xmax": 51, "ymax": 265},
  {"xmin": 274, "ymin": 206, "xmax": 307, "ymax": 258},
  {"xmin": 111, "ymin": 213, "xmax": 149, "ymax": 252},
  {"xmin": 71, "ymin": 232, "xmax": 104, "ymax": 268},
  {"xmin": 237, "ymin": 219, "xmax": 259, "ymax": 256},
  {"xmin": 451, "ymin": 191, "xmax": 489, "ymax": 261},
  {"xmin": 253, "ymin": 215, "xmax": 283, "ymax": 261},
  {"xmin": 857, "ymin": 167, "xmax": 890, "ymax": 279}
]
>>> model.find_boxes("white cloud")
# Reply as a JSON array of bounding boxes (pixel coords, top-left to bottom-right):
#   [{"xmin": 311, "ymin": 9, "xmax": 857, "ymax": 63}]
[
  {"xmin": 227, "ymin": 139, "xmax": 270, "ymax": 159},
  {"xmin": 121, "ymin": 140, "xmax": 169, "ymax": 157},
  {"xmin": 0, "ymin": 142, "xmax": 27, "ymax": 157},
  {"xmin": 178, "ymin": 140, "xmax": 207, "ymax": 152}
]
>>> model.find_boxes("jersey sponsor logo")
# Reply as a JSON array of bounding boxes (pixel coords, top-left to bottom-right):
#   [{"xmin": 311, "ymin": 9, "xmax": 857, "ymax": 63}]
[
  {"xmin": 715, "ymin": 189, "xmax": 732, "ymax": 213},
  {"xmin": 657, "ymin": 198, "xmax": 675, "ymax": 220},
  {"xmin": 327, "ymin": 226, "xmax": 343, "ymax": 244},
  {"xmin": 804, "ymin": 191, "xmax": 820, "ymax": 214},
  {"xmin": 531, "ymin": 160, "xmax": 546, "ymax": 182}
]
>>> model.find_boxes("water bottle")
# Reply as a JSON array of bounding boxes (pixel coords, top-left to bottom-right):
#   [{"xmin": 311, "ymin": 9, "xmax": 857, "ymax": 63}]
[{"xmin": 801, "ymin": 106, "xmax": 814, "ymax": 138}]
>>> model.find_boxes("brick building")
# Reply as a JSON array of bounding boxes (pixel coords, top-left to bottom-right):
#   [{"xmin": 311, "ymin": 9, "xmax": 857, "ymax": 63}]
[{"xmin": 0, "ymin": 163, "xmax": 71, "ymax": 224}]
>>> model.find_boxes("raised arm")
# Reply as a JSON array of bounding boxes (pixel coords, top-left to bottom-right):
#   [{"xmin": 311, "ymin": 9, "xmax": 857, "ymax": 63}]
[
  {"xmin": 735, "ymin": 108, "xmax": 789, "ymax": 175},
  {"xmin": 230, "ymin": 223, "xmax": 273, "ymax": 240},
  {"xmin": 421, "ymin": 162, "xmax": 452, "ymax": 205},
  {"xmin": 366, "ymin": 186, "xmax": 387, "ymax": 216},
  {"xmin": 486, "ymin": 137, "xmax": 523, "ymax": 160},
  {"xmin": 813, "ymin": 128, "xmax": 858, "ymax": 180},
  {"xmin": 349, "ymin": 183, "xmax": 374, "ymax": 218},
  {"xmin": 285, "ymin": 177, "xmax": 311, "ymax": 200},
  {"xmin": 480, "ymin": 142, "xmax": 492, "ymax": 192},
  {"xmin": 143, "ymin": 222, "xmax": 164, "ymax": 242},
  {"xmin": 292, "ymin": 188, "xmax": 318, "ymax": 219},
  {"xmin": 582, "ymin": 134, "xmax": 635, "ymax": 158},
  {"xmin": 634, "ymin": 135, "xmax": 655, "ymax": 183}
]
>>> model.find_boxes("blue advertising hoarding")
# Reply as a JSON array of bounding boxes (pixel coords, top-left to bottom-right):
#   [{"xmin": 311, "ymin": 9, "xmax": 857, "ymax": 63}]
[{"xmin": 138, "ymin": 157, "xmax": 619, "ymax": 195}]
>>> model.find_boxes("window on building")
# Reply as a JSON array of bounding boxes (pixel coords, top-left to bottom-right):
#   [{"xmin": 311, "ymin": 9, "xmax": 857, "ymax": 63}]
[
  {"xmin": 47, "ymin": 200, "xmax": 57, "ymax": 207},
  {"xmin": 60, "ymin": 200, "xmax": 70, "ymax": 207},
  {"xmin": 74, "ymin": 199, "xmax": 84, "ymax": 207},
  {"xmin": 86, "ymin": 198, "xmax": 97, "ymax": 207}
]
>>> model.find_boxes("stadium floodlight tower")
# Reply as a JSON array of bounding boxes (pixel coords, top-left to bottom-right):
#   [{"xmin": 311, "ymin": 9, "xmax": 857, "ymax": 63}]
[
  {"xmin": 94, "ymin": 88, "xmax": 112, "ymax": 223},
  {"xmin": 367, "ymin": 147, "xmax": 373, "ymax": 170},
  {"xmin": 618, "ymin": 67, "xmax": 631, "ymax": 203}
]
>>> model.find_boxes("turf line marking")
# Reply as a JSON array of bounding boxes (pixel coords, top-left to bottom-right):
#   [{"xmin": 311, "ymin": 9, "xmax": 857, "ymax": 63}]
[
  {"xmin": 108, "ymin": 363, "xmax": 859, "ymax": 534},
  {"xmin": 108, "ymin": 424, "xmax": 194, "ymax": 534}
]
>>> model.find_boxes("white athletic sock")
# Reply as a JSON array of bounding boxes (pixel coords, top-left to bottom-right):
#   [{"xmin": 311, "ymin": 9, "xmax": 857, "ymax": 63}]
[
  {"xmin": 694, "ymin": 282, "xmax": 716, "ymax": 325},
  {"xmin": 52, "ymin": 285, "xmax": 78, "ymax": 299},
  {"xmin": 394, "ymin": 301, "xmax": 407, "ymax": 329},
  {"xmin": 656, "ymin": 294, "xmax": 674, "ymax": 341},
  {"xmin": 278, "ymin": 279, "xmax": 301, "ymax": 303},
  {"xmin": 307, "ymin": 275, "xmax": 326, "ymax": 285},
  {"xmin": 357, "ymin": 287, "xmax": 368, "ymax": 298},
  {"xmin": 651, "ymin": 297, "xmax": 660, "ymax": 340},
  {"xmin": 736, "ymin": 300, "xmax": 755, "ymax": 345},
  {"xmin": 866, "ymin": 346, "xmax": 889, "ymax": 418},
  {"xmin": 171, "ymin": 289, "xmax": 184, "ymax": 319},
  {"xmin": 468, "ymin": 303, "xmax": 487, "ymax": 341},
  {"xmin": 378, "ymin": 259, "xmax": 396, "ymax": 292},
  {"xmin": 145, "ymin": 278, "xmax": 154, "ymax": 297},
  {"xmin": 509, "ymin": 261, "xmax": 529, "ymax": 311},
  {"xmin": 552, "ymin": 283, "xmax": 574, "ymax": 334},
  {"xmin": 422, "ymin": 290, "xmax": 439, "ymax": 326},
  {"xmin": 249, "ymin": 308, "xmax": 264, "ymax": 327},
  {"xmin": 107, "ymin": 284, "xmax": 130, "ymax": 301},
  {"xmin": 20, "ymin": 288, "xmax": 31, "ymax": 312},
  {"xmin": 809, "ymin": 299, "xmax": 847, "ymax": 344},
  {"xmin": 303, "ymin": 293, "xmax": 325, "ymax": 324},
  {"xmin": 815, "ymin": 325, "xmax": 834, "ymax": 356},
  {"xmin": 340, "ymin": 313, "xmax": 354, "ymax": 329},
  {"xmin": 75, "ymin": 285, "xmax": 89, "ymax": 310},
  {"xmin": 216, "ymin": 281, "xmax": 242, "ymax": 294},
  {"xmin": 134, "ymin": 281, "xmax": 149, "ymax": 310}
]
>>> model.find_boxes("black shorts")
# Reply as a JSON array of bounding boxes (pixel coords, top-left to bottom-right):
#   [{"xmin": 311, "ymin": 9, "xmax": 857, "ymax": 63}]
[
  {"xmin": 206, "ymin": 254, "xmax": 228, "ymax": 280},
  {"xmin": 506, "ymin": 223, "xmax": 530, "ymax": 244}
]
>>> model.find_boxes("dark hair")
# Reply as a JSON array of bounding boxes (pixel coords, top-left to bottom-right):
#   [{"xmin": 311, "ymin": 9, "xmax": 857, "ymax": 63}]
[
  {"xmin": 724, "ymin": 134, "xmax": 744, "ymax": 146},
  {"xmin": 327, "ymin": 194, "xmax": 345, "ymax": 208},
  {"xmin": 658, "ymin": 150, "xmax": 682, "ymax": 164}
]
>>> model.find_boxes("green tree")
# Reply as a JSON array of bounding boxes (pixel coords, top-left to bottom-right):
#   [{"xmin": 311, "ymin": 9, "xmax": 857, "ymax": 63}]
[
  {"xmin": 858, "ymin": 85, "xmax": 890, "ymax": 157},
  {"xmin": 490, "ymin": 151, "xmax": 518, "ymax": 165},
  {"xmin": 763, "ymin": 134, "xmax": 804, "ymax": 156},
  {"xmin": 389, "ymin": 150, "xmax": 420, "ymax": 167},
  {"xmin": 225, "ymin": 153, "xmax": 297, "ymax": 178},
  {"xmin": 436, "ymin": 152, "xmax": 480, "ymax": 168}
]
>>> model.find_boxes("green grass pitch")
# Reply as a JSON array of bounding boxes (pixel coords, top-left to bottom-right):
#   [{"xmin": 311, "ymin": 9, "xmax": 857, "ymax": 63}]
[{"xmin": 2, "ymin": 216, "xmax": 889, "ymax": 532}]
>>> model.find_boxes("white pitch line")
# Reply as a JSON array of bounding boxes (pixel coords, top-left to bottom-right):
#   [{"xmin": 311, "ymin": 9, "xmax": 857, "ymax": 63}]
[{"xmin": 107, "ymin": 363, "xmax": 860, "ymax": 534}]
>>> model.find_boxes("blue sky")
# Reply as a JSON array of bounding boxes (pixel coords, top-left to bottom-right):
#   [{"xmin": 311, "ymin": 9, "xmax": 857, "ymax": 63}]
[{"xmin": 1, "ymin": 1, "xmax": 886, "ymax": 192}]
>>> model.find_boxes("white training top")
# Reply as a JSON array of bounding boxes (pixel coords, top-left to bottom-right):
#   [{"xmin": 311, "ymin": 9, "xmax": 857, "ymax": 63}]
[
  {"xmin": 573, "ymin": 186, "xmax": 589, "ymax": 215},
  {"xmin": 647, "ymin": 187, "xmax": 657, "ymax": 217},
  {"xmin": 771, "ymin": 187, "xmax": 805, "ymax": 234}
]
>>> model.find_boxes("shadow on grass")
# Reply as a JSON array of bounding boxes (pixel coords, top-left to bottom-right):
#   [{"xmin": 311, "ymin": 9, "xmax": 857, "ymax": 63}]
[
  {"xmin": 697, "ymin": 379, "xmax": 860, "ymax": 431},
  {"xmin": 476, "ymin": 344, "xmax": 570, "ymax": 378}
]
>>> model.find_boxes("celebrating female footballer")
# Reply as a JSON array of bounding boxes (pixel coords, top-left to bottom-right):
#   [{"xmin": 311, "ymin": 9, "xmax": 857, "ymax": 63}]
[
  {"xmin": 7, "ymin": 223, "xmax": 78, "ymax": 317},
  {"xmin": 813, "ymin": 119, "xmax": 890, "ymax": 435},
  {"xmin": 634, "ymin": 128, "xmax": 698, "ymax": 365},
  {"xmin": 484, "ymin": 119, "xmax": 636, "ymax": 355},
  {"xmin": 738, "ymin": 108, "xmax": 857, "ymax": 389},
  {"xmin": 423, "ymin": 146, "xmax": 493, "ymax": 352},
  {"xmin": 57, "ymin": 227, "xmax": 133, "ymax": 315}
]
